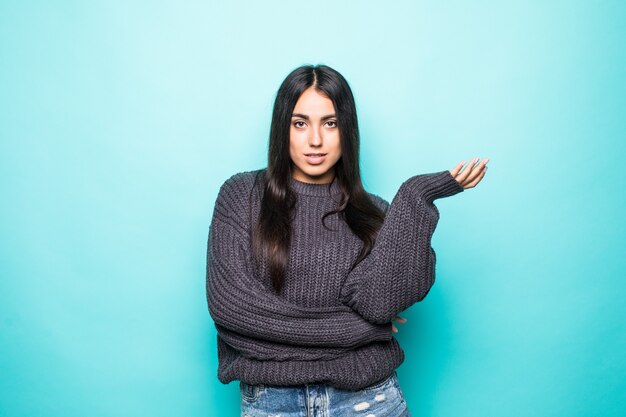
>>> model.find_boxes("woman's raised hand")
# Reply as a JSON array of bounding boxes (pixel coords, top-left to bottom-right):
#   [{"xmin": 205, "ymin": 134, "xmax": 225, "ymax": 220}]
[
  {"xmin": 391, "ymin": 316, "xmax": 407, "ymax": 333},
  {"xmin": 449, "ymin": 157, "xmax": 489, "ymax": 189}
]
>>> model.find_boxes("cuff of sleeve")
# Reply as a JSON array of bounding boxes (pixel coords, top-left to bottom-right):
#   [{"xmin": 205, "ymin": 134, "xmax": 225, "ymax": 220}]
[
  {"xmin": 402, "ymin": 170, "xmax": 464, "ymax": 203},
  {"xmin": 339, "ymin": 278, "xmax": 360, "ymax": 310},
  {"xmin": 375, "ymin": 322, "xmax": 394, "ymax": 341}
]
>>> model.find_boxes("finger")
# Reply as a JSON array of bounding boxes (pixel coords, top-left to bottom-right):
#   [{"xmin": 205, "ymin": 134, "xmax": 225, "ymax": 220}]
[
  {"xmin": 393, "ymin": 316, "xmax": 408, "ymax": 324},
  {"xmin": 465, "ymin": 162, "xmax": 488, "ymax": 188},
  {"xmin": 463, "ymin": 157, "xmax": 488, "ymax": 187},
  {"xmin": 392, "ymin": 323, "xmax": 398, "ymax": 333},
  {"xmin": 454, "ymin": 158, "xmax": 473, "ymax": 186},
  {"xmin": 458, "ymin": 157, "xmax": 487, "ymax": 187},
  {"xmin": 449, "ymin": 160, "xmax": 466, "ymax": 178}
]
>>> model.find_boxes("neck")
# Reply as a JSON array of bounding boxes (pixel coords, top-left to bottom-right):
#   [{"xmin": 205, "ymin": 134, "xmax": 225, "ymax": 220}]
[{"xmin": 289, "ymin": 175, "xmax": 341, "ymax": 196}]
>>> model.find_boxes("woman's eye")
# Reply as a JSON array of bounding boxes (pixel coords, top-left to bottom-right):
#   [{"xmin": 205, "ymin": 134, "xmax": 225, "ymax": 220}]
[
  {"xmin": 326, "ymin": 121, "xmax": 337, "ymax": 127},
  {"xmin": 294, "ymin": 121, "xmax": 305, "ymax": 128}
]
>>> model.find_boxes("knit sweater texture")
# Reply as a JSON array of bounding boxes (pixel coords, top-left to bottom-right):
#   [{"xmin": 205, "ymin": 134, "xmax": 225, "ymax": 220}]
[{"xmin": 206, "ymin": 168, "xmax": 464, "ymax": 390}]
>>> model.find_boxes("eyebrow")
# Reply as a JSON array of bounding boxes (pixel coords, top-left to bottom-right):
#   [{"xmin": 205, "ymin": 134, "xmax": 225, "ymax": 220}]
[{"xmin": 291, "ymin": 113, "xmax": 336, "ymax": 121}]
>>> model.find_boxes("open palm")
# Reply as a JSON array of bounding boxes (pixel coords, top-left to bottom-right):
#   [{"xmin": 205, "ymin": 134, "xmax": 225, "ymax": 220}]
[{"xmin": 449, "ymin": 157, "xmax": 489, "ymax": 188}]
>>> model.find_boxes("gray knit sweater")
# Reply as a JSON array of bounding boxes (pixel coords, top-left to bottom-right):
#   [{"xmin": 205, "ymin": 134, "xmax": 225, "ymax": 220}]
[{"xmin": 206, "ymin": 168, "xmax": 464, "ymax": 390}]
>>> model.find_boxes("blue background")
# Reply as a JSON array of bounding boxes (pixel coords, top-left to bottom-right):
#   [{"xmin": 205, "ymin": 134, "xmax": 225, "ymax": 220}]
[{"xmin": 1, "ymin": 1, "xmax": 624, "ymax": 416}]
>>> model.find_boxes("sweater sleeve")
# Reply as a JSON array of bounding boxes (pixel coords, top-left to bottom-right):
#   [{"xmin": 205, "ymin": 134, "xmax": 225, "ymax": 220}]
[
  {"xmin": 214, "ymin": 323, "xmax": 353, "ymax": 361},
  {"xmin": 206, "ymin": 172, "xmax": 393, "ymax": 348},
  {"xmin": 339, "ymin": 170, "xmax": 464, "ymax": 324}
]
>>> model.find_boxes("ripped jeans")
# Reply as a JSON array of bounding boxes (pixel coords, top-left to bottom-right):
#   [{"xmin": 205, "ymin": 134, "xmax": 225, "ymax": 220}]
[{"xmin": 240, "ymin": 370, "xmax": 411, "ymax": 417}]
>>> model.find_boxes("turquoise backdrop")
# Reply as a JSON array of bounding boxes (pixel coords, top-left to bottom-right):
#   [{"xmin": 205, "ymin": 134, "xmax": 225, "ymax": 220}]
[{"xmin": 1, "ymin": 1, "xmax": 624, "ymax": 416}]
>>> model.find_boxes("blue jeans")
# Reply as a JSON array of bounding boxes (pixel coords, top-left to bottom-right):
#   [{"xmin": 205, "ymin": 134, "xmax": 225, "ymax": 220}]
[{"xmin": 240, "ymin": 371, "xmax": 411, "ymax": 417}]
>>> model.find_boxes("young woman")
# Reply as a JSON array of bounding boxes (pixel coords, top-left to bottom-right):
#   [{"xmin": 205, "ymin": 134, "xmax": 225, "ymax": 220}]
[{"xmin": 206, "ymin": 64, "xmax": 488, "ymax": 416}]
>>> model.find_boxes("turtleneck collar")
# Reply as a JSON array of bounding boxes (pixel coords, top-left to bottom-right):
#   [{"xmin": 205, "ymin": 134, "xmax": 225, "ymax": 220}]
[{"xmin": 289, "ymin": 175, "xmax": 342, "ymax": 196}]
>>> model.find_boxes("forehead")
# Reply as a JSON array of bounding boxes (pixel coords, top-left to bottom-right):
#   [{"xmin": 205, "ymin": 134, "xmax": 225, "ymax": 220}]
[{"xmin": 292, "ymin": 88, "xmax": 335, "ymax": 114}]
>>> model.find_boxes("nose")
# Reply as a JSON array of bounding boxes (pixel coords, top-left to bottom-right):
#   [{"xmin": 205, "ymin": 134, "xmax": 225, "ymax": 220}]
[{"xmin": 308, "ymin": 125, "xmax": 322, "ymax": 147}]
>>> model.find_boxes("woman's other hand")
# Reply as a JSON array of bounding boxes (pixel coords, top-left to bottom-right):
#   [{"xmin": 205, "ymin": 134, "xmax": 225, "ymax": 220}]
[
  {"xmin": 391, "ymin": 316, "xmax": 407, "ymax": 333},
  {"xmin": 449, "ymin": 157, "xmax": 489, "ymax": 189}
]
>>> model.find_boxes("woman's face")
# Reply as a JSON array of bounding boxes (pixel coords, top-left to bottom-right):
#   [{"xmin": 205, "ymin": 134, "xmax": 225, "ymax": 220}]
[{"xmin": 289, "ymin": 87, "xmax": 342, "ymax": 184}]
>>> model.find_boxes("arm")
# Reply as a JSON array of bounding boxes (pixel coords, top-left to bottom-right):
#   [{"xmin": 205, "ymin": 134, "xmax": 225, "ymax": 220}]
[
  {"xmin": 206, "ymin": 172, "xmax": 393, "ymax": 348},
  {"xmin": 215, "ymin": 323, "xmax": 353, "ymax": 361},
  {"xmin": 339, "ymin": 170, "xmax": 464, "ymax": 324}
]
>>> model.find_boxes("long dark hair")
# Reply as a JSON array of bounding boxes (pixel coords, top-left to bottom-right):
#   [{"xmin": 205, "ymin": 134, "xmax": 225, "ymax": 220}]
[{"xmin": 252, "ymin": 64, "xmax": 386, "ymax": 294}]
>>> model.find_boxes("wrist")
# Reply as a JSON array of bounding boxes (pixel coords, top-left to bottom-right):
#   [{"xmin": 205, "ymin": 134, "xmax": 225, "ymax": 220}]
[{"xmin": 402, "ymin": 170, "xmax": 464, "ymax": 203}]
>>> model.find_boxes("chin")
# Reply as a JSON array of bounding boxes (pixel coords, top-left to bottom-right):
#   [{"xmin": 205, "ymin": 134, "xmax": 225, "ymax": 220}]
[{"xmin": 304, "ymin": 165, "xmax": 331, "ymax": 175}]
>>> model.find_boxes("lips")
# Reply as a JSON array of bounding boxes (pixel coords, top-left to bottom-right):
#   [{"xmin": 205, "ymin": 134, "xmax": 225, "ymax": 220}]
[{"xmin": 303, "ymin": 153, "xmax": 327, "ymax": 165}]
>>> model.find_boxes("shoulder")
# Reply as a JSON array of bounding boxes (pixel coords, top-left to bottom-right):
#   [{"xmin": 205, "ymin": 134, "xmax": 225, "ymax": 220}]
[
  {"xmin": 219, "ymin": 168, "xmax": 266, "ymax": 196},
  {"xmin": 220, "ymin": 168, "xmax": 265, "ymax": 192},
  {"xmin": 367, "ymin": 192, "xmax": 391, "ymax": 215},
  {"xmin": 216, "ymin": 168, "xmax": 266, "ymax": 211}
]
